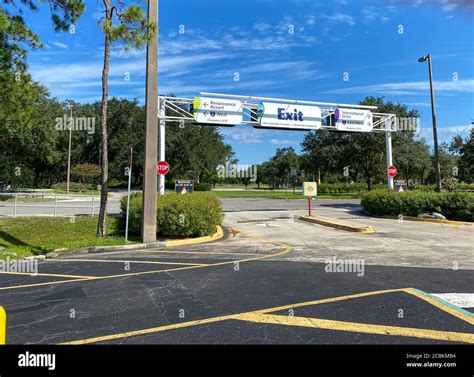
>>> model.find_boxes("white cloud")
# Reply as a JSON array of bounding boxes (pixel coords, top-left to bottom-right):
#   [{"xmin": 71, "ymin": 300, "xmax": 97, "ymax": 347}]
[
  {"xmin": 53, "ymin": 42, "xmax": 68, "ymax": 49},
  {"xmin": 269, "ymin": 139, "xmax": 299, "ymax": 145},
  {"xmin": 362, "ymin": 7, "xmax": 390, "ymax": 23},
  {"xmin": 326, "ymin": 12, "xmax": 355, "ymax": 26},
  {"xmin": 391, "ymin": 0, "xmax": 473, "ymax": 12},
  {"xmin": 253, "ymin": 22, "xmax": 271, "ymax": 32},
  {"xmin": 220, "ymin": 127, "xmax": 263, "ymax": 144},
  {"xmin": 325, "ymin": 79, "xmax": 474, "ymax": 95}
]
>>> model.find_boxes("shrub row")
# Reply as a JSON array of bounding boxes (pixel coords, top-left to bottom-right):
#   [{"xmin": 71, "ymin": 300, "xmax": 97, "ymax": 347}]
[
  {"xmin": 361, "ymin": 190, "xmax": 474, "ymax": 222},
  {"xmin": 120, "ymin": 192, "xmax": 223, "ymax": 238}
]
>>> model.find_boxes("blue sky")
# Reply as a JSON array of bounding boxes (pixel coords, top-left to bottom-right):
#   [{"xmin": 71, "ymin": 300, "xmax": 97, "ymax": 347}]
[{"xmin": 18, "ymin": 0, "xmax": 474, "ymax": 164}]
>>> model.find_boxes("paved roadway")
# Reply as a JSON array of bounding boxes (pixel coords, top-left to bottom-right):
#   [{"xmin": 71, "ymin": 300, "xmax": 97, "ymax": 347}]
[
  {"xmin": 0, "ymin": 197, "xmax": 472, "ymax": 344},
  {"xmin": 0, "ymin": 195, "xmax": 356, "ymax": 217}
]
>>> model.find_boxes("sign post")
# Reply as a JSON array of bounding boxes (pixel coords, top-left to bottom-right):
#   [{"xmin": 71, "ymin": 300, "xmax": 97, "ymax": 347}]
[
  {"xmin": 303, "ymin": 182, "xmax": 317, "ymax": 217},
  {"xmin": 125, "ymin": 148, "xmax": 133, "ymax": 243}
]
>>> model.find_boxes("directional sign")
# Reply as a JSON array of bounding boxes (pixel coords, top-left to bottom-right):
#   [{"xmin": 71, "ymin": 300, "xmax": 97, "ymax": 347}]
[
  {"xmin": 157, "ymin": 160, "xmax": 170, "ymax": 176},
  {"xmin": 257, "ymin": 102, "xmax": 321, "ymax": 130},
  {"xmin": 193, "ymin": 96, "xmax": 243, "ymax": 126},
  {"xmin": 175, "ymin": 180, "xmax": 194, "ymax": 194},
  {"xmin": 334, "ymin": 108, "xmax": 373, "ymax": 132},
  {"xmin": 387, "ymin": 165, "xmax": 397, "ymax": 177}
]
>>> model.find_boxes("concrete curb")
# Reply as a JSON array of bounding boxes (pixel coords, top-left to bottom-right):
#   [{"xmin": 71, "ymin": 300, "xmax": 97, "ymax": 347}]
[
  {"xmin": 45, "ymin": 225, "xmax": 224, "ymax": 258},
  {"xmin": 299, "ymin": 215, "xmax": 375, "ymax": 233},
  {"xmin": 375, "ymin": 215, "xmax": 473, "ymax": 226},
  {"xmin": 164, "ymin": 226, "xmax": 224, "ymax": 247}
]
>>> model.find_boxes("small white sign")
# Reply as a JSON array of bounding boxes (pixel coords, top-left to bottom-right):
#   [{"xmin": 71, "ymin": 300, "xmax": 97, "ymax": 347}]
[
  {"xmin": 257, "ymin": 102, "xmax": 322, "ymax": 130},
  {"xmin": 193, "ymin": 97, "xmax": 243, "ymax": 126},
  {"xmin": 334, "ymin": 108, "xmax": 373, "ymax": 132}
]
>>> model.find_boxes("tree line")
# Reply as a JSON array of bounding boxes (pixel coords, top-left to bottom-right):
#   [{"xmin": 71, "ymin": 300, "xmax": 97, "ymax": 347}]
[{"xmin": 256, "ymin": 97, "xmax": 472, "ymax": 190}]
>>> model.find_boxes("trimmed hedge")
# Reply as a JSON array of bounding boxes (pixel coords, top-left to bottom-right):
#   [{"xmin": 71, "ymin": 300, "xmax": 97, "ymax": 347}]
[
  {"xmin": 361, "ymin": 190, "xmax": 474, "ymax": 222},
  {"xmin": 120, "ymin": 192, "xmax": 223, "ymax": 237},
  {"xmin": 195, "ymin": 182, "xmax": 212, "ymax": 191}
]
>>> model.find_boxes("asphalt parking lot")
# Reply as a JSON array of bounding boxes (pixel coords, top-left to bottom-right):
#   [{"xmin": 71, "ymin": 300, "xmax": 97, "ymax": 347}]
[{"xmin": 0, "ymin": 209, "xmax": 473, "ymax": 345}]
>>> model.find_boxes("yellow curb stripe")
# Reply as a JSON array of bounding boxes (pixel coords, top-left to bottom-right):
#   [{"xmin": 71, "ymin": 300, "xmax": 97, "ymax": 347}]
[
  {"xmin": 0, "ymin": 306, "xmax": 6, "ymax": 345},
  {"xmin": 234, "ymin": 313, "xmax": 474, "ymax": 344},
  {"xmin": 47, "ymin": 258, "xmax": 207, "ymax": 267},
  {"xmin": 299, "ymin": 216, "xmax": 375, "ymax": 233},
  {"xmin": 403, "ymin": 288, "xmax": 474, "ymax": 325},
  {"xmin": 0, "ymin": 271, "xmax": 97, "ymax": 279},
  {"xmin": 379, "ymin": 215, "xmax": 473, "ymax": 226},
  {"xmin": 164, "ymin": 226, "xmax": 223, "ymax": 247}
]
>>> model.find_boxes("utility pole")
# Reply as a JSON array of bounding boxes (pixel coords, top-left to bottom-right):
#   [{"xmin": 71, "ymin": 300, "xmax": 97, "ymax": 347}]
[
  {"xmin": 66, "ymin": 104, "xmax": 73, "ymax": 194},
  {"xmin": 142, "ymin": 0, "xmax": 158, "ymax": 243},
  {"xmin": 419, "ymin": 53, "xmax": 441, "ymax": 193}
]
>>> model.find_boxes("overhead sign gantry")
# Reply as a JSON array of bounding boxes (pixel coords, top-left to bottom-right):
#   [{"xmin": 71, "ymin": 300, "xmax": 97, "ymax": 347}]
[{"xmin": 155, "ymin": 92, "xmax": 397, "ymax": 195}]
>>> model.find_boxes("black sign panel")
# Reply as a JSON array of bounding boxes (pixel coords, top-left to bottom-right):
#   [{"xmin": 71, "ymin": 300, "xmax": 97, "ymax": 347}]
[{"xmin": 175, "ymin": 180, "xmax": 194, "ymax": 194}]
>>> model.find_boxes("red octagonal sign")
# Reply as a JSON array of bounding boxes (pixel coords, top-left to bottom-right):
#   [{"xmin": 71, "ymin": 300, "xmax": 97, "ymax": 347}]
[
  {"xmin": 387, "ymin": 165, "xmax": 397, "ymax": 177},
  {"xmin": 157, "ymin": 160, "xmax": 170, "ymax": 176}
]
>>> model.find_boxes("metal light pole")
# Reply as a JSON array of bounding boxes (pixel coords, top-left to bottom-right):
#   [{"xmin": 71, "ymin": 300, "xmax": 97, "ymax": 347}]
[
  {"xmin": 418, "ymin": 54, "xmax": 441, "ymax": 193},
  {"xmin": 66, "ymin": 105, "xmax": 73, "ymax": 194},
  {"xmin": 142, "ymin": 0, "xmax": 158, "ymax": 243}
]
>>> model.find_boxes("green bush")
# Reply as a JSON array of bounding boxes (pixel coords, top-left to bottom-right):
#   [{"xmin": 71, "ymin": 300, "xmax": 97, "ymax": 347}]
[
  {"xmin": 195, "ymin": 182, "xmax": 212, "ymax": 191},
  {"xmin": 361, "ymin": 190, "xmax": 474, "ymax": 222},
  {"xmin": 120, "ymin": 192, "xmax": 223, "ymax": 237}
]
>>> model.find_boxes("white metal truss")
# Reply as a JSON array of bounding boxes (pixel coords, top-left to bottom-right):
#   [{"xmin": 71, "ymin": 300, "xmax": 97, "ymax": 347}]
[{"xmin": 158, "ymin": 92, "xmax": 397, "ymax": 132}]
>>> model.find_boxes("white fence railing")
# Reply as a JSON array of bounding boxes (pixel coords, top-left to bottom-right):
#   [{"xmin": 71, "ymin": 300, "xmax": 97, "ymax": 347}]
[{"xmin": 0, "ymin": 193, "xmax": 101, "ymax": 217}]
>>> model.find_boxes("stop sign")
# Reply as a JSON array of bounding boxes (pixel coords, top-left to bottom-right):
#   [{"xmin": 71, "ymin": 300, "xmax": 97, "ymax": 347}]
[
  {"xmin": 387, "ymin": 165, "xmax": 397, "ymax": 177},
  {"xmin": 157, "ymin": 160, "xmax": 170, "ymax": 175}
]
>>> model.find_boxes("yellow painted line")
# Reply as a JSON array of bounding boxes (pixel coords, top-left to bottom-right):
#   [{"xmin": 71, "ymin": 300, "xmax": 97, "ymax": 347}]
[
  {"xmin": 0, "ymin": 278, "xmax": 94, "ymax": 291},
  {"xmin": 254, "ymin": 288, "xmax": 406, "ymax": 314},
  {"xmin": 61, "ymin": 314, "xmax": 243, "ymax": 345},
  {"xmin": 138, "ymin": 250, "xmax": 265, "ymax": 256},
  {"xmin": 0, "ymin": 271, "xmax": 97, "ymax": 279},
  {"xmin": 0, "ymin": 226, "xmax": 292, "ymax": 291},
  {"xmin": 60, "ymin": 288, "xmax": 403, "ymax": 345},
  {"xmin": 234, "ymin": 313, "xmax": 474, "ymax": 344},
  {"xmin": 403, "ymin": 288, "xmax": 474, "ymax": 325},
  {"xmin": 47, "ymin": 258, "xmax": 207, "ymax": 266},
  {"xmin": 0, "ymin": 306, "xmax": 6, "ymax": 345}
]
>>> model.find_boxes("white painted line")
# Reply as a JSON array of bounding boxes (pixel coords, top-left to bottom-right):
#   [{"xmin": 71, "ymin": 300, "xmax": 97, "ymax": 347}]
[{"xmin": 431, "ymin": 293, "xmax": 474, "ymax": 308}]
